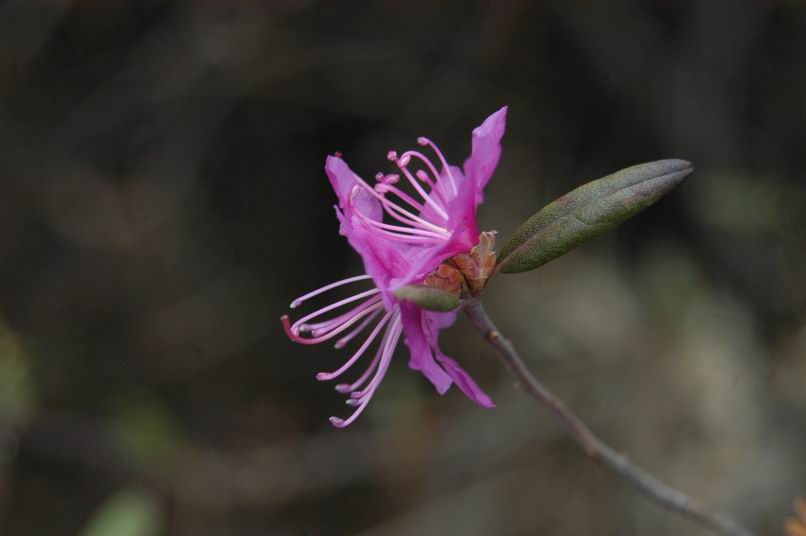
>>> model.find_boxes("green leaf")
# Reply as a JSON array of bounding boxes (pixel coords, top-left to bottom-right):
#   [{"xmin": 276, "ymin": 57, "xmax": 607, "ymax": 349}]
[
  {"xmin": 79, "ymin": 487, "xmax": 163, "ymax": 536},
  {"xmin": 394, "ymin": 285, "xmax": 461, "ymax": 312},
  {"xmin": 497, "ymin": 159, "xmax": 693, "ymax": 274}
]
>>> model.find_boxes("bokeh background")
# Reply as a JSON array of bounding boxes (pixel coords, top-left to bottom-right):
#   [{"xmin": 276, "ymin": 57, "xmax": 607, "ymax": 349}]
[{"xmin": 1, "ymin": 1, "xmax": 804, "ymax": 535}]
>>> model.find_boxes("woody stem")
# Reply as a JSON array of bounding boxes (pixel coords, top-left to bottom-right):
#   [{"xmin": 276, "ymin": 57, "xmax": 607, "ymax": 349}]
[{"xmin": 460, "ymin": 297, "xmax": 755, "ymax": 536}]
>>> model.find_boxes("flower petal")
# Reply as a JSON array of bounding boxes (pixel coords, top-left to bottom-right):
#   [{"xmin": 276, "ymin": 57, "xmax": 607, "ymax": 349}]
[
  {"xmin": 434, "ymin": 350, "xmax": 495, "ymax": 408},
  {"xmin": 325, "ymin": 155, "xmax": 382, "ymax": 221},
  {"xmin": 400, "ymin": 302, "xmax": 452, "ymax": 394},
  {"xmin": 395, "ymin": 167, "xmax": 478, "ymax": 289},
  {"xmin": 426, "ymin": 309, "xmax": 458, "ymax": 330},
  {"xmin": 464, "ymin": 106, "xmax": 507, "ymax": 203},
  {"xmin": 328, "ymin": 155, "xmax": 412, "ymax": 306}
]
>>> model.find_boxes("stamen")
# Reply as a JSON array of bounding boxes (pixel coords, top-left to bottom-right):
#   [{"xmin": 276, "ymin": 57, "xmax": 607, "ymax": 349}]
[
  {"xmin": 350, "ymin": 316, "xmax": 402, "ymax": 402},
  {"xmin": 361, "ymin": 227, "xmax": 443, "ymax": 244},
  {"xmin": 396, "ymin": 160, "xmax": 450, "ymax": 221},
  {"xmin": 305, "ymin": 298, "xmax": 383, "ymax": 338},
  {"xmin": 417, "ymin": 136, "xmax": 458, "ymax": 196},
  {"xmin": 316, "ymin": 310, "xmax": 392, "ymax": 381},
  {"xmin": 399, "ymin": 149, "xmax": 448, "ymax": 203},
  {"xmin": 351, "ymin": 199, "xmax": 447, "ymax": 244},
  {"xmin": 375, "ymin": 173, "xmax": 400, "ymax": 185},
  {"xmin": 329, "ymin": 312, "xmax": 402, "ymax": 428},
  {"xmin": 289, "ymin": 289, "xmax": 381, "ymax": 334},
  {"xmin": 352, "ymin": 178, "xmax": 448, "ymax": 235},
  {"xmin": 282, "ymin": 300, "xmax": 384, "ymax": 345},
  {"xmin": 334, "ymin": 347, "xmax": 381, "ymax": 394},
  {"xmin": 374, "ymin": 183, "xmax": 427, "ymax": 212},
  {"xmin": 300, "ymin": 296, "xmax": 382, "ymax": 335},
  {"xmin": 334, "ymin": 307, "xmax": 398, "ymax": 394},
  {"xmin": 386, "ymin": 148, "xmax": 447, "ymax": 219},
  {"xmin": 290, "ymin": 274, "xmax": 372, "ymax": 309},
  {"xmin": 357, "ymin": 212, "xmax": 448, "ymax": 239},
  {"xmin": 373, "ymin": 185, "xmax": 449, "ymax": 234},
  {"xmin": 334, "ymin": 308, "xmax": 382, "ymax": 349},
  {"xmin": 308, "ymin": 301, "xmax": 382, "ymax": 337}
]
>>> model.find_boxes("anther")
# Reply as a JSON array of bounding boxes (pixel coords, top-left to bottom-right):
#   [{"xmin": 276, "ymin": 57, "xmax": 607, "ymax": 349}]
[
  {"xmin": 387, "ymin": 150, "xmax": 397, "ymax": 161},
  {"xmin": 417, "ymin": 137, "xmax": 427, "ymax": 146},
  {"xmin": 329, "ymin": 416, "xmax": 346, "ymax": 428},
  {"xmin": 396, "ymin": 154, "xmax": 411, "ymax": 167},
  {"xmin": 374, "ymin": 175, "xmax": 400, "ymax": 193}
]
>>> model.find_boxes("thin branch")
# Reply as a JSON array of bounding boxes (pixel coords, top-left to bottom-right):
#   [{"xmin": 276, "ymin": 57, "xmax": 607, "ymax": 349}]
[{"xmin": 461, "ymin": 297, "xmax": 755, "ymax": 536}]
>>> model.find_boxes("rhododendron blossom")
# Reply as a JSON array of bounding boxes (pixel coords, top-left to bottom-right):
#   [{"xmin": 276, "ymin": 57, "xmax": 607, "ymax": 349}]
[{"xmin": 282, "ymin": 107, "xmax": 507, "ymax": 427}]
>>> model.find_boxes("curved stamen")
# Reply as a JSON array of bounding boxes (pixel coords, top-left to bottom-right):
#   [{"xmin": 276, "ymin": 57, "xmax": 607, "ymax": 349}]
[
  {"xmin": 398, "ymin": 149, "xmax": 450, "ymax": 205},
  {"xmin": 418, "ymin": 136, "xmax": 458, "ymax": 196},
  {"xmin": 361, "ymin": 226, "xmax": 443, "ymax": 244},
  {"xmin": 330, "ymin": 312, "xmax": 402, "ymax": 428},
  {"xmin": 350, "ymin": 319, "xmax": 401, "ymax": 401},
  {"xmin": 316, "ymin": 310, "xmax": 392, "ymax": 381},
  {"xmin": 375, "ymin": 172, "xmax": 399, "ymax": 185},
  {"xmin": 356, "ymin": 210, "xmax": 448, "ymax": 239},
  {"xmin": 290, "ymin": 274, "xmax": 372, "ymax": 309},
  {"xmin": 375, "ymin": 182, "xmax": 428, "ymax": 213},
  {"xmin": 334, "ymin": 307, "xmax": 399, "ymax": 394},
  {"xmin": 353, "ymin": 177, "xmax": 447, "ymax": 235},
  {"xmin": 375, "ymin": 181, "xmax": 449, "ymax": 226},
  {"xmin": 377, "ymin": 197, "xmax": 446, "ymax": 233},
  {"xmin": 300, "ymin": 295, "xmax": 382, "ymax": 334},
  {"xmin": 334, "ymin": 308, "xmax": 382, "ymax": 349},
  {"xmin": 307, "ymin": 299, "xmax": 383, "ymax": 337},
  {"xmin": 373, "ymin": 191, "xmax": 449, "ymax": 235},
  {"xmin": 282, "ymin": 300, "xmax": 384, "ymax": 345},
  {"xmin": 334, "ymin": 339, "xmax": 383, "ymax": 394},
  {"xmin": 290, "ymin": 288, "xmax": 381, "ymax": 334},
  {"xmin": 394, "ymin": 159, "xmax": 450, "ymax": 221},
  {"xmin": 350, "ymin": 197, "xmax": 445, "ymax": 244}
]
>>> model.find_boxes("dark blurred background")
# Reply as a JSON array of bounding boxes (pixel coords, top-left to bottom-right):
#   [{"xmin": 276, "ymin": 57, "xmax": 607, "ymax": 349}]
[{"xmin": 0, "ymin": 1, "xmax": 804, "ymax": 535}]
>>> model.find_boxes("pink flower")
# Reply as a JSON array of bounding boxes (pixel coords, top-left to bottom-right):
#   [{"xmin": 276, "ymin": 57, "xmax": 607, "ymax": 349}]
[{"xmin": 282, "ymin": 107, "xmax": 507, "ymax": 427}]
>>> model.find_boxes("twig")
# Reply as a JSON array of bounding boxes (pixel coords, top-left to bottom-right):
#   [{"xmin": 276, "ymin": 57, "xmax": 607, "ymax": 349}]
[{"xmin": 461, "ymin": 297, "xmax": 755, "ymax": 536}]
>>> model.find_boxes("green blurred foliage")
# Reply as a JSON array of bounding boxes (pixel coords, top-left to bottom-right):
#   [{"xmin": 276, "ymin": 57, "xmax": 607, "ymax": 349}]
[
  {"xmin": 79, "ymin": 488, "xmax": 164, "ymax": 536},
  {"xmin": 111, "ymin": 394, "xmax": 184, "ymax": 470},
  {"xmin": 0, "ymin": 322, "xmax": 35, "ymax": 423}
]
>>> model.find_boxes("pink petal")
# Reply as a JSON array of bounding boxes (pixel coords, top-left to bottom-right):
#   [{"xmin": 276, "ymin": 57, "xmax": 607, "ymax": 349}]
[
  {"xmin": 327, "ymin": 155, "xmax": 412, "ymax": 305},
  {"xmin": 434, "ymin": 350, "xmax": 495, "ymax": 408},
  {"xmin": 463, "ymin": 106, "xmax": 508, "ymax": 203},
  {"xmin": 401, "ymin": 304, "xmax": 494, "ymax": 407},
  {"xmin": 425, "ymin": 309, "xmax": 458, "ymax": 330},
  {"xmin": 400, "ymin": 302, "xmax": 452, "ymax": 394},
  {"xmin": 325, "ymin": 155, "xmax": 382, "ymax": 222},
  {"xmin": 394, "ymin": 168, "xmax": 478, "ymax": 288}
]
